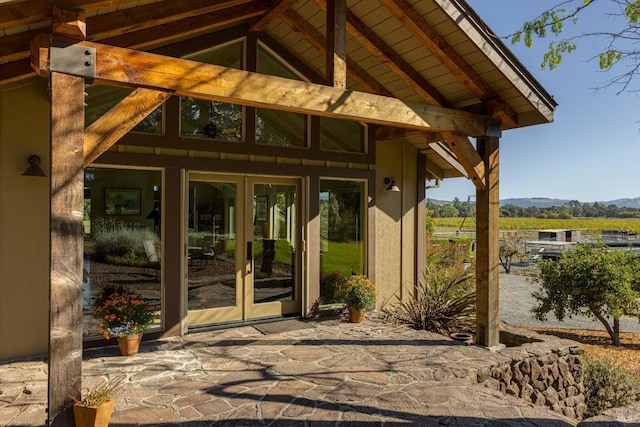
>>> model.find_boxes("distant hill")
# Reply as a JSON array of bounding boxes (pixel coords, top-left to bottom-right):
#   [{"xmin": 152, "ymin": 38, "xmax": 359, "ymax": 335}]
[
  {"xmin": 500, "ymin": 198, "xmax": 570, "ymax": 208},
  {"xmin": 427, "ymin": 197, "xmax": 640, "ymax": 208}
]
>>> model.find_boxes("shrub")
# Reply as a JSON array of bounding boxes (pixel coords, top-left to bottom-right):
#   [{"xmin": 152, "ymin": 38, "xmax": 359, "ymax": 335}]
[
  {"xmin": 383, "ymin": 239, "xmax": 476, "ymax": 334},
  {"xmin": 336, "ymin": 274, "xmax": 376, "ymax": 311},
  {"xmin": 583, "ymin": 354, "xmax": 640, "ymax": 418},
  {"xmin": 93, "ymin": 227, "xmax": 158, "ymax": 265},
  {"xmin": 320, "ymin": 271, "xmax": 346, "ymax": 303}
]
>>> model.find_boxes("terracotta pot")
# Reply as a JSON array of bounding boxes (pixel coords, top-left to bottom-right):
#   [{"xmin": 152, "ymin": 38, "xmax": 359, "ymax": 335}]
[
  {"xmin": 73, "ymin": 399, "xmax": 115, "ymax": 427},
  {"xmin": 116, "ymin": 333, "xmax": 142, "ymax": 356},
  {"xmin": 348, "ymin": 306, "xmax": 366, "ymax": 323}
]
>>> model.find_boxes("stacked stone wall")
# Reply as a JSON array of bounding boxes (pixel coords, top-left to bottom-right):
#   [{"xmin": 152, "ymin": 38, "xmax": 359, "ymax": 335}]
[{"xmin": 477, "ymin": 326, "xmax": 587, "ymax": 419}]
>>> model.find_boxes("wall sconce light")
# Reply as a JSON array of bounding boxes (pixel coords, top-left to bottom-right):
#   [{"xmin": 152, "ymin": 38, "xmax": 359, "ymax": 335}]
[
  {"xmin": 384, "ymin": 177, "xmax": 400, "ymax": 192},
  {"xmin": 22, "ymin": 154, "xmax": 47, "ymax": 177}
]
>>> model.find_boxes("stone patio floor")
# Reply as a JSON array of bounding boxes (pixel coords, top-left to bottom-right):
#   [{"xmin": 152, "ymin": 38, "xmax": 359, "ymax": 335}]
[{"xmin": 1, "ymin": 318, "xmax": 638, "ymax": 426}]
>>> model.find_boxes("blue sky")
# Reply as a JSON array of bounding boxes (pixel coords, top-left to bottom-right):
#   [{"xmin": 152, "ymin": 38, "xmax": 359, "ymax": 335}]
[{"xmin": 427, "ymin": 0, "xmax": 640, "ymax": 203}]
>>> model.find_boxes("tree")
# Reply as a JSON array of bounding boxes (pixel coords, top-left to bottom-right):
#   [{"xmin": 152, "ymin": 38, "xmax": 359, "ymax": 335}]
[
  {"xmin": 499, "ymin": 232, "xmax": 523, "ymax": 273},
  {"xmin": 510, "ymin": 0, "xmax": 640, "ymax": 93},
  {"xmin": 532, "ymin": 242, "xmax": 640, "ymax": 346}
]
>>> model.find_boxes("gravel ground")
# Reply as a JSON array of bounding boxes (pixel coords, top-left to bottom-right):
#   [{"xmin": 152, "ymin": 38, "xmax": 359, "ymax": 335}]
[{"xmin": 499, "ymin": 273, "xmax": 640, "ymax": 332}]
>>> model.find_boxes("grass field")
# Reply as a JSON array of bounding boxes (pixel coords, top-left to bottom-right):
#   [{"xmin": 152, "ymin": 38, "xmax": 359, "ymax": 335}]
[{"xmin": 434, "ymin": 217, "xmax": 640, "ymax": 235}]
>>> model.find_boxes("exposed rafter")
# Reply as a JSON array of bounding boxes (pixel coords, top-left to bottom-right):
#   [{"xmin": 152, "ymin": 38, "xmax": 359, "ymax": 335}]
[
  {"xmin": 279, "ymin": 8, "xmax": 393, "ymax": 97},
  {"xmin": 0, "ymin": 1, "xmax": 270, "ymax": 85},
  {"xmin": 313, "ymin": 0, "xmax": 449, "ymax": 107},
  {"xmin": 249, "ymin": 0, "xmax": 299, "ymax": 32},
  {"xmin": 379, "ymin": 0, "xmax": 496, "ymax": 101}
]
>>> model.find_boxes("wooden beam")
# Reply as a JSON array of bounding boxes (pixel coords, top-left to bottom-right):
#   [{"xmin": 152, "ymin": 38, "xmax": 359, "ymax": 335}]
[
  {"xmin": 52, "ymin": 6, "xmax": 87, "ymax": 41},
  {"xmin": 280, "ymin": 8, "xmax": 393, "ymax": 97},
  {"xmin": 475, "ymin": 135, "xmax": 500, "ymax": 347},
  {"xmin": 0, "ymin": 1, "xmax": 268, "ymax": 85},
  {"xmin": 426, "ymin": 141, "xmax": 468, "ymax": 178},
  {"xmin": 314, "ymin": 0, "xmax": 449, "ymax": 107},
  {"xmin": 375, "ymin": 127, "xmax": 424, "ymax": 141},
  {"xmin": 48, "ymin": 70, "xmax": 85, "ymax": 427},
  {"xmin": 95, "ymin": 1, "xmax": 268, "ymax": 50},
  {"xmin": 0, "ymin": 1, "xmax": 53, "ymax": 32},
  {"xmin": 0, "ymin": 1, "xmax": 128, "ymax": 32},
  {"xmin": 464, "ymin": 99, "xmax": 518, "ymax": 130},
  {"xmin": 379, "ymin": 0, "xmax": 497, "ymax": 100},
  {"xmin": 88, "ymin": 0, "xmax": 254, "ymax": 40},
  {"xmin": 249, "ymin": 0, "xmax": 298, "ymax": 32},
  {"xmin": 441, "ymin": 131, "xmax": 486, "ymax": 189},
  {"xmin": 32, "ymin": 36, "xmax": 492, "ymax": 136},
  {"xmin": 84, "ymin": 88, "xmax": 172, "ymax": 166},
  {"xmin": 326, "ymin": 0, "xmax": 347, "ymax": 88}
]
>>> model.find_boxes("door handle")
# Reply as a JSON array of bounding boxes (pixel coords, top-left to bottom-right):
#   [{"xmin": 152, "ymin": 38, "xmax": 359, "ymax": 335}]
[{"xmin": 247, "ymin": 241, "xmax": 253, "ymax": 273}]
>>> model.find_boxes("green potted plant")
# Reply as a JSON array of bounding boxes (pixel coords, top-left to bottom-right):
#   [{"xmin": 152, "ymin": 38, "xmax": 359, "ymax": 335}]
[
  {"xmin": 93, "ymin": 286, "xmax": 156, "ymax": 356},
  {"xmin": 72, "ymin": 379, "xmax": 121, "ymax": 427},
  {"xmin": 337, "ymin": 274, "xmax": 376, "ymax": 323}
]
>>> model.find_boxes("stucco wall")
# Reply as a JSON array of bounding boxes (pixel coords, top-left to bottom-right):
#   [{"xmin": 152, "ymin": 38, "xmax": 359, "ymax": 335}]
[
  {"xmin": 374, "ymin": 141, "xmax": 419, "ymax": 305},
  {"xmin": 0, "ymin": 79, "xmax": 50, "ymax": 360}
]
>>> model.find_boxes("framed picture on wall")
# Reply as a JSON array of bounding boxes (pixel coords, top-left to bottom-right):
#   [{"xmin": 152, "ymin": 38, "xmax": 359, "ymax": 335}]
[
  {"xmin": 105, "ymin": 188, "xmax": 141, "ymax": 215},
  {"xmin": 256, "ymin": 195, "xmax": 268, "ymax": 222}
]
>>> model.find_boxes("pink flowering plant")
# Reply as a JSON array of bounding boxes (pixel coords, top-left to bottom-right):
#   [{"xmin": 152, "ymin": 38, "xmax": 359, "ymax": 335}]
[
  {"xmin": 93, "ymin": 286, "xmax": 156, "ymax": 339},
  {"xmin": 337, "ymin": 274, "xmax": 376, "ymax": 312}
]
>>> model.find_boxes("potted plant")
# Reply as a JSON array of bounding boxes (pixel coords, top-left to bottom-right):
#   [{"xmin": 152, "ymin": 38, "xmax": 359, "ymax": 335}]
[
  {"xmin": 93, "ymin": 286, "xmax": 156, "ymax": 356},
  {"xmin": 72, "ymin": 379, "xmax": 121, "ymax": 427},
  {"xmin": 337, "ymin": 274, "xmax": 376, "ymax": 323}
]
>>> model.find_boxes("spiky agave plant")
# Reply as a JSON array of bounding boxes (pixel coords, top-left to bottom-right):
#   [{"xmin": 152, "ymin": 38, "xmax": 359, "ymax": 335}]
[{"xmin": 384, "ymin": 240, "xmax": 476, "ymax": 335}]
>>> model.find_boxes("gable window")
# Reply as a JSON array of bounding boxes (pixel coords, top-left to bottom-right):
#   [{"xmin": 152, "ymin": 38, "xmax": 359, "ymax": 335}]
[
  {"xmin": 256, "ymin": 45, "xmax": 307, "ymax": 148},
  {"xmin": 85, "ymin": 86, "xmax": 162, "ymax": 134},
  {"xmin": 320, "ymin": 117, "xmax": 365, "ymax": 153},
  {"xmin": 180, "ymin": 42, "xmax": 244, "ymax": 142}
]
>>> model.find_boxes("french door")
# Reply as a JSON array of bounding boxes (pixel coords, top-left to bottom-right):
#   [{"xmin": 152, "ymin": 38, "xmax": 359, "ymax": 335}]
[{"xmin": 186, "ymin": 173, "xmax": 301, "ymax": 327}]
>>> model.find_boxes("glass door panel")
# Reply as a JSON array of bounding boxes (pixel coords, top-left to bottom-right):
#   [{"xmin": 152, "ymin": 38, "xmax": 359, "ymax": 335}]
[
  {"xmin": 187, "ymin": 176, "xmax": 241, "ymax": 325},
  {"xmin": 248, "ymin": 178, "xmax": 300, "ymax": 319}
]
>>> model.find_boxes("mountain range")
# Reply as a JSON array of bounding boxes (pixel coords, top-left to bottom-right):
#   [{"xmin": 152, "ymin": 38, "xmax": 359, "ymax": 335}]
[{"xmin": 427, "ymin": 197, "xmax": 640, "ymax": 209}]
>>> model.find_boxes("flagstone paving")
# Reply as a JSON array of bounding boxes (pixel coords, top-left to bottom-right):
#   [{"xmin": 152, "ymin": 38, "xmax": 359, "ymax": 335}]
[{"xmin": 1, "ymin": 319, "xmax": 638, "ymax": 426}]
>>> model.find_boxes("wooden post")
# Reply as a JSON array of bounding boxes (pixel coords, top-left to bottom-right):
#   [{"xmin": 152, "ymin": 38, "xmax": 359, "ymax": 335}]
[
  {"xmin": 326, "ymin": 0, "xmax": 347, "ymax": 88},
  {"xmin": 49, "ymin": 6, "xmax": 86, "ymax": 425},
  {"xmin": 475, "ymin": 135, "xmax": 500, "ymax": 347},
  {"xmin": 48, "ymin": 71, "xmax": 85, "ymax": 426}
]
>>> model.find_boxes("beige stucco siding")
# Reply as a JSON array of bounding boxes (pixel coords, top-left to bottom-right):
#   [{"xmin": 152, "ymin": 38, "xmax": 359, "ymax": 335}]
[
  {"xmin": 374, "ymin": 140, "xmax": 419, "ymax": 306},
  {"xmin": 0, "ymin": 79, "xmax": 50, "ymax": 360}
]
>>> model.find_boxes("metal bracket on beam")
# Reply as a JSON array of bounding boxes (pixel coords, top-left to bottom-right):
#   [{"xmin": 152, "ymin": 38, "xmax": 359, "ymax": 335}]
[
  {"xmin": 49, "ymin": 40, "xmax": 95, "ymax": 82},
  {"xmin": 485, "ymin": 118, "xmax": 502, "ymax": 138}
]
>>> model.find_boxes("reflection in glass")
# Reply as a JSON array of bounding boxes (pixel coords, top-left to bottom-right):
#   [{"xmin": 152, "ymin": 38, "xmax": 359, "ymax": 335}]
[
  {"xmin": 180, "ymin": 42, "xmax": 243, "ymax": 142},
  {"xmin": 85, "ymin": 86, "xmax": 162, "ymax": 134},
  {"xmin": 181, "ymin": 98, "xmax": 242, "ymax": 141},
  {"xmin": 256, "ymin": 45, "xmax": 307, "ymax": 148},
  {"xmin": 319, "ymin": 180, "xmax": 365, "ymax": 303},
  {"xmin": 320, "ymin": 117, "xmax": 365, "ymax": 153},
  {"xmin": 188, "ymin": 181, "xmax": 237, "ymax": 310},
  {"xmin": 83, "ymin": 167, "xmax": 163, "ymax": 336},
  {"xmin": 253, "ymin": 184, "xmax": 297, "ymax": 303}
]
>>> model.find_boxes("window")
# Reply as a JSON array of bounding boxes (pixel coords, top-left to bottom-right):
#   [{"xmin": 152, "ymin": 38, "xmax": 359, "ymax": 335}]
[
  {"xmin": 85, "ymin": 86, "xmax": 162, "ymax": 134},
  {"xmin": 181, "ymin": 42, "xmax": 243, "ymax": 142},
  {"xmin": 319, "ymin": 180, "xmax": 366, "ymax": 303},
  {"xmin": 320, "ymin": 117, "xmax": 365, "ymax": 153},
  {"xmin": 83, "ymin": 167, "xmax": 162, "ymax": 337},
  {"xmin": 256, "ymin": 45, "xmax": 307, "ymax": 148}
]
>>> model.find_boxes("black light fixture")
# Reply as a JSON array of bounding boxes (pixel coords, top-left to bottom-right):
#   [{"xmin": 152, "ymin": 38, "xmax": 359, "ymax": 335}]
[
  {"xmin": 22, "ymin": 154, "xmax": 47, "ymax": 177},
  {"xmin": 384, "ymin": 177, "xmax": 400, "ymax": 192}
]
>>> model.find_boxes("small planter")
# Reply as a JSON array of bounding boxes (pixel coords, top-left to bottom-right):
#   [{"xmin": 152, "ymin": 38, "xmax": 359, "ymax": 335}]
[
  {"xmin": 117, "ymin": 333, "xmax": 142, "ymax": 356},
  {"xmin": 73, "ymin": 399, "xmax": 115, "ymax": 427},
  {"xmin": 348, "ymin": 306, "xmax": 366, "ymax": 323}
]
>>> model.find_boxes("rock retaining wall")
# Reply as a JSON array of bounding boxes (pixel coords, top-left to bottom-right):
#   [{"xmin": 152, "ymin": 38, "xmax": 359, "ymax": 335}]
[{"xmin": 476, "ymin": 325, "xmax": 587, "ymax": 419}]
